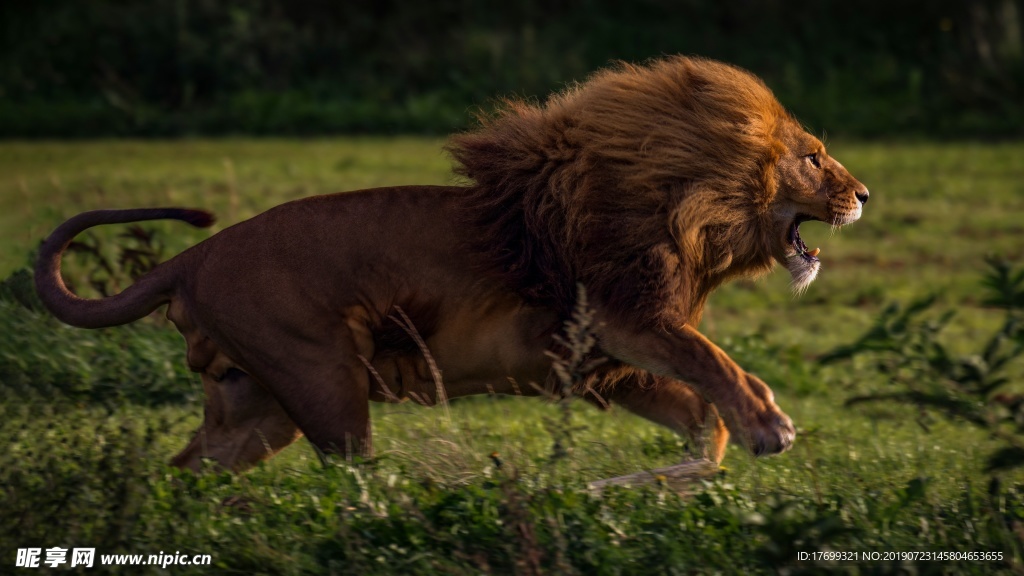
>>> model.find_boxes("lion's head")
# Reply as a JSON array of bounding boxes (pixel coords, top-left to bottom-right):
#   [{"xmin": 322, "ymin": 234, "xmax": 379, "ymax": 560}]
[
  {"xmin": 449, "ymin": 56, "xmax": 868, "ymax": 321},
  {"xmin": 770, "ymin": 120, "xmax": 869, "ymax": 292}
]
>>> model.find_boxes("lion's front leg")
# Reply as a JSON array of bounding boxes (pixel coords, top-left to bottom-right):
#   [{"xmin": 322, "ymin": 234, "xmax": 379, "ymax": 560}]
[
  {"xmin": 597, "ymin": 318, "xmax": 795, "ymax": 457},
  {"xmin": 601, "ymin": 374, "xmax": 730, "ymax": 463}
]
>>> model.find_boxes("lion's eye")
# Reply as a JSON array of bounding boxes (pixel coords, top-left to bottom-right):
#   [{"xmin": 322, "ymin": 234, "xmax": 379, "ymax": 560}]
[{"xmin": 807, "ymin": 153, "xmax": 821, "ymax": 169}]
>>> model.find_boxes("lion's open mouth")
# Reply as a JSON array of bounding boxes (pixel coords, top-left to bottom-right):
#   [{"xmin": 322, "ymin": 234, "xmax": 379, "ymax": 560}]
[
  {"xmin": 788, "ymin": 216, "xmax": 820, "ymax": 263},
  {"xmin": 784, "ymin": 215, "xmax": 822, "ymax": 294}
]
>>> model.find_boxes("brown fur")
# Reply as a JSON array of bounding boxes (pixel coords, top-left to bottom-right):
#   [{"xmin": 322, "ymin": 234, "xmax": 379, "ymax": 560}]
[
  {"xmin": 34, "ymin": 56, "xmax": 869, "ymax": 471},
  {"xmin": 449, "ymin": 57, "xmax": 789, "ymax": 325}
]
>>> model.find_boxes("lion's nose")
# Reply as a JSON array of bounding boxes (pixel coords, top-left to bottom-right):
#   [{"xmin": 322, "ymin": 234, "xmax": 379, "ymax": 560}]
[{"xmin": 856, "ymin": 189, "xmax": 869, "ymax": 205}]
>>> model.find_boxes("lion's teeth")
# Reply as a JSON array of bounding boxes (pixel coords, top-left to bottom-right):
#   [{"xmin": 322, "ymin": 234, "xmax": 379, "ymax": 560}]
[{"xmin": 807, "ymin": 247, "xmax": 820, "ymax": 257}]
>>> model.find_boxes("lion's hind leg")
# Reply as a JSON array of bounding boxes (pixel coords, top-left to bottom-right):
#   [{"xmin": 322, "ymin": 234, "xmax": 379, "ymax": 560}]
[
  {"xmin": 171, "ymin": 369, "xmax": 302, "ymax": 472},
  {"xmin": 236, "ymin": 323, "xmax": 375, "ymax": 463}
]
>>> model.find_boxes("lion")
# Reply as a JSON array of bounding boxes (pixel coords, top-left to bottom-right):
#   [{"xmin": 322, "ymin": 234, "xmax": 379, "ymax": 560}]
[{"xmin": 34, "ymin": 56, "xmax": 868, "ymax": 471}]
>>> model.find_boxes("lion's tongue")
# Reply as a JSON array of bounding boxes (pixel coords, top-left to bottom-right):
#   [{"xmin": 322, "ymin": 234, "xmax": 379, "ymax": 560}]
[{"xmin": 807, "ymin": 247, "xmax": 820, "ymax": 257}]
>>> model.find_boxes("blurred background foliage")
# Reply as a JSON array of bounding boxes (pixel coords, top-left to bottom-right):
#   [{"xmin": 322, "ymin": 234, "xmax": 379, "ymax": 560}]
[{"xmin": 1, "ymin": 0, "xmax": 1022, "ymax": 138}]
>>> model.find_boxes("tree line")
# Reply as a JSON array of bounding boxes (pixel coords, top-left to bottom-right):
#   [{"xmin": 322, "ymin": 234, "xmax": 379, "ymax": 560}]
[{"xmin": 1, "ymin": 0, "xmax": 1021, "ymax": 138}]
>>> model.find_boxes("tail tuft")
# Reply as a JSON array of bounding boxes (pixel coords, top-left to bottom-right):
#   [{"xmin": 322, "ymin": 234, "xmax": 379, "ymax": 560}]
[{"xmin": 181, "ymin": 210, "xmax": 216, "ymax": 228}]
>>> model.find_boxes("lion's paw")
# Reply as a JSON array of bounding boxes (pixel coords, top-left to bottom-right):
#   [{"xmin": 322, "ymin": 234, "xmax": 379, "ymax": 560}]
[{"xmin": 747, "ymin": 411, "xmax": 796, "ymax": 457}]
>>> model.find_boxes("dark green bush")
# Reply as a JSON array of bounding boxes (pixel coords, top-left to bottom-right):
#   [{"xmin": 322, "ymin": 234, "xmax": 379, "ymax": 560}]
[
  {"xmin": 1, "ymin": 0, "xmax": 1021, "ymax": 137},
  {"xmin": 823, "ymin": 258, "xmax": 1024, "ymax": 472},
  {"xmin": 0, "ymin": 269, "xmax": 196, "ymax": 407}
]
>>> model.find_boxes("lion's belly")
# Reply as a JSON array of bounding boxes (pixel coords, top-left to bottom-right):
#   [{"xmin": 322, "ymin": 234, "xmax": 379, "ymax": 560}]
[
  {"xmin": 367, "ymin": 355, "xmax": 547, "ymax": 404},
  {"xmin": 367, "ymin": 300, "xmax": 558, "ymax": 404}
]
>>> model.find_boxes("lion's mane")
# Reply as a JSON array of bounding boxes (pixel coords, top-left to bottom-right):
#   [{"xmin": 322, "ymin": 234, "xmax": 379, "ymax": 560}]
[{"xmin": 448, "ymin": 56, "xmax": 792, "ymax": 327}]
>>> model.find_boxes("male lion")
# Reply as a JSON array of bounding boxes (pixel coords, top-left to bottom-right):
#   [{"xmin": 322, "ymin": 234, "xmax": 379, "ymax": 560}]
[{"xmin": 35, "ymin": 56, "xmax": 868, "ymax": 471}]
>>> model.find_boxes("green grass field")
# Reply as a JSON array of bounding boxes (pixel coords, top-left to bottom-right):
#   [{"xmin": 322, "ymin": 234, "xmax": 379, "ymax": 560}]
[{"xmin": 2, "ymin": 139, "xmax": 1024, "ymax": 574}]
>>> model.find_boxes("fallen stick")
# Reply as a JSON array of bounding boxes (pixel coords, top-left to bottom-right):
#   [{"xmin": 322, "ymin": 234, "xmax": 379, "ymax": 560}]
[{"xmin": 588, "ymin": 458, "xmax": 721, "ymax": 495}]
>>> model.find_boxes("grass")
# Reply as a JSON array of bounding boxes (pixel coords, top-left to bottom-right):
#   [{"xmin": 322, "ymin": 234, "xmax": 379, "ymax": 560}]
[{"xmin": 2, "ymin": 138, "xmax": 1024, "ymax": 574}]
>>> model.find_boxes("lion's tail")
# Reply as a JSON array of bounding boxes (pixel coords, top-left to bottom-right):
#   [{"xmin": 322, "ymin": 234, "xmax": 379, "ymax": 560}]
[{"xmin": 34, "ymin": 208, "xmax": 215, "ymax": 328}]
